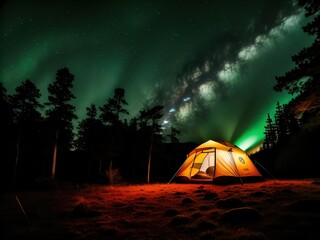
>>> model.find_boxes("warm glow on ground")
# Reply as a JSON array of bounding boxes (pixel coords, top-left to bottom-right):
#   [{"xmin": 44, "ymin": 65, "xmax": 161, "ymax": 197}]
[{"xmin": 1, "ymin": 179, "xmax": 320, "ymax": 239}]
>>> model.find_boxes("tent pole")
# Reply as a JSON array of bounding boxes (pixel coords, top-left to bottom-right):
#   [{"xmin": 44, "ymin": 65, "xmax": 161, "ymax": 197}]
[
  {"xmin": 188, "ymin": 151, "xmax": 199, "ymax": 179},
  {"xmin": 214, "ymin": 148, "xmax": 217, "ymax": 175},
  {"xmin": 228, "ymin": 149, "xmax": 244, "ymax": 186},
  {"xmin": 212, "ymin": 148, "xmax": 216, "ymax": 182},
  {"xmin": 168, "ymin": 156, "xmax": 188, "ymax": 184}
]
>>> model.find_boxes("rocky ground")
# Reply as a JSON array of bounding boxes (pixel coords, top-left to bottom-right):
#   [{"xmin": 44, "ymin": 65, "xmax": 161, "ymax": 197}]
[{"xmin": 1, "ymin": 179, "xmax": 320, "ymax": 240}]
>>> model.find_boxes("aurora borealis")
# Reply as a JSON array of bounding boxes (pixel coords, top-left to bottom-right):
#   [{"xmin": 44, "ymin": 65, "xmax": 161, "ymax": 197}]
[{"xmin": 1, "ymin": 0, "xmax": 314, "ymax": 151}]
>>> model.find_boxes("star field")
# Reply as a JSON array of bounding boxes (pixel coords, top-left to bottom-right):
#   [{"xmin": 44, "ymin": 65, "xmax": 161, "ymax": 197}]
[{"xmin": 0, "ymin": 0, "xmax": 314, "ymax": 151}]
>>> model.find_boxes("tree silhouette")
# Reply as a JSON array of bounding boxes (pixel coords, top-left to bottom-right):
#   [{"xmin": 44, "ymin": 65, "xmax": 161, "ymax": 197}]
[
  {"xmin": 78, "ymin": 104, "xmax": 100, "ymax": 151},
  {"xmin": 45, "ymin": 67, "xmax": 77, "ymax": 179},
  {"xmin": 0, "ymin": 82, "xmax": 13, "ymax": 128},
  {"xmin": 0, "ymin": 77, "xmax": 189, "ymax": 185},
  {"xmin": 168, "ymin": 126, "xmax": 180, "ymax": 143},
  {"xmin": 0, "ymin": 82, "xmax": 14, "ymax": 189},
  {"xmin": 137, "ymin": 105, "xmax": 164, "ymax": 140},
  {"xmin": 263, "ymin": 101, "xmax": 302, "ymax": 152},
  {"xmin": 77, "ymin": 104, "xmax": 105, "ymax": 179},
  {"xmin": 99, "ymin": 88, "xmax": 129, "ymax": 126},
  {"xmin": 263, "ymin": 113, "xmax": 276, "ymax": 150},
  {"xmin": 137, "ymin": 105, "xmax": 164, "ymax": 183},
  {"xmin": 282, "ymin": 104, "xmax": 300, "ymax": 134},
  {"xmin": 10, "ymin": 79, "xmax": 43, "ymax": 124},
  {"xmin": 9, "ymin": 79, "xmax": 43, "ymax": 188},
  {"xmin": 98, "ymin": 88, "xmax": 129, "ymax": 180},
  {"xmin": 274, "ymin": 102, "xmax": 287, "ymax": 143},
  {"xmin": 274, "ymin": 0, "xmax": 320, "ymax": 115}
]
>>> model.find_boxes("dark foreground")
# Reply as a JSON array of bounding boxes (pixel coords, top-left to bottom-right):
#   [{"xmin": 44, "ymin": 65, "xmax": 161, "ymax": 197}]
[{"xmin": 1, "ymin": 179, "xmax": 320, "ymax": 240}]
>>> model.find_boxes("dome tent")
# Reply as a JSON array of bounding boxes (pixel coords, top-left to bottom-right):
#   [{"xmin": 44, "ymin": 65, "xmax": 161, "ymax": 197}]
[{"xmin": 171, "ymin": 140, "xmax": 263, "ymax": 184}]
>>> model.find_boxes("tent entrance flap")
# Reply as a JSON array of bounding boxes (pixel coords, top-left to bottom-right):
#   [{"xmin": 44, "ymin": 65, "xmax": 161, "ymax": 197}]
[
  {"xmin": 190, "ymin": 150, "xmax": 215, "ymax": 177},
  {"xmin": 199, "ymin": 152, "xmax": 215, "ymax": 175}
]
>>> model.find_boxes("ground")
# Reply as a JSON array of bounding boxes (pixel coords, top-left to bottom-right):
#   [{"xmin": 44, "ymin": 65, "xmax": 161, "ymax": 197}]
[{"xmin": 1, "ymin": 179, "xmax": 320, "ymax": 240}]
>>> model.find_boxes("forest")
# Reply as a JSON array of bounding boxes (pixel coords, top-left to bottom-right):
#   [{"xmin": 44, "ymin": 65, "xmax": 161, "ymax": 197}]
[
  {"xmin": 1, "ymin": 0, "xmax": 319, "ymax": 190},
  {"xmin": 0, "ymin": 70, "xmax": 193, "ymax": 190}
]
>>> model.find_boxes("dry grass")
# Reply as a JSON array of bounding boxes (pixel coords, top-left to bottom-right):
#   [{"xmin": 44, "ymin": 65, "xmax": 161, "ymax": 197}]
[{"xmin": 1, "ymin": 179, "xmax": 320, "ymax": 239}]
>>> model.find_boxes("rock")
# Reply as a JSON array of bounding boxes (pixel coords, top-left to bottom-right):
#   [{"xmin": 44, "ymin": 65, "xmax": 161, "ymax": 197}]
[
  {"xmin": 196, "ymin": 220, "xmax": 216, "ymax": 231},
  {"xmin": 71, "ymin": 203, "xmax": 101, "ymax": 218},
  {"xmin": 169, "ymin": 215, "xmax": 192, "ymax": 226},
  {"xmin": 221, "ymin": 207, "xmax": 263, "ymax": 223},
  {"xmin": 194, "ymin": 189, "xmax": 207, "ymax": 194},
  {"xmin": 191, "ymin": 212, "xmax": 202, "ymax": 219},
  {"xmin": 216, "ymin": 198, "xmax": 244, "ymax": 209},
  {"xmin": 182, "ymin": 197, "xmax": 194, "ymax": 204},
  {"xmin": 136, "ymin": 197, "xmax": 146, "ymax": 201},
  {"xmin": 204, "ymin": 191, "xmax": 218, "ymax": 200},
  {"xmin": 199, "ymin": 205, "xmax": 212, "ymax": 211},
  {"xmin": 164, "ymin": 209, "xmax": 179, "ymax": 217}
]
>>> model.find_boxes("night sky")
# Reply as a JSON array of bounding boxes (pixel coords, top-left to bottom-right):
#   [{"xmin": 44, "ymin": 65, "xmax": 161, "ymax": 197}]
[{"xmin": 1, "ymin": 0, "xmax": 314, "ymax": 151}]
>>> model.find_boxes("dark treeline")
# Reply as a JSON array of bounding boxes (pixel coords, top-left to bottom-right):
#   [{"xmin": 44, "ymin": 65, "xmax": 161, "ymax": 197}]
[
  {"xmin": 262, "ymin": 101, "xmax": 300, "ymax": 151},
  {"xmin": 0, "ymin": 68, "xmax": 192, "ymax": 190},
  {"xmin": 1, "ymin": 0, "xmax": 319, "ymax": 189},
  {"xmin": 252, "ymin": 0, "xmax": 320, "ymax": 178},
  {"xmin": 252, "ymin": 99, "xmax": 320, "ymax": 178}
]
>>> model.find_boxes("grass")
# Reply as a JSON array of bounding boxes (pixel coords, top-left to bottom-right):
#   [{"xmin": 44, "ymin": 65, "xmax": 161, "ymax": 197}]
[{"xmin": 1, "ymin": 179, "xmax": 320, "ymax": 239}]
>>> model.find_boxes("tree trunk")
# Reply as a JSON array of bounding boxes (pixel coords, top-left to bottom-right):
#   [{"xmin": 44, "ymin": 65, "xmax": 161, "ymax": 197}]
[
  {"xmin": 108, "ymin": 160, "xmax": 113, "ymax": 185},
  {"xmin": 51, "ymin": 129, "xmax": 58, "ymax": 179},
  {"xmin": 147, "ymin": 141, "xmax": 152, "ymax": 184},
  {"xmin": 12, "ymin": 134, "xmax": 21, "ymax": 189}
]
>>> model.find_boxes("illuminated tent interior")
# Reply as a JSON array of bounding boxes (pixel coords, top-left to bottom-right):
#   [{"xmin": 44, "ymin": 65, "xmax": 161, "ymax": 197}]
[{"xmin": 172, "ymin": 140, "xmax": 263, "ymax": 184}]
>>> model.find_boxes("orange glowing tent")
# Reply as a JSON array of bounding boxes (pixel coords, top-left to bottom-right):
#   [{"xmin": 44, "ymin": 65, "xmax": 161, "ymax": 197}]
[{"xmin": 170, "ymin": 140, "xmax": 263, "ymax": 184}]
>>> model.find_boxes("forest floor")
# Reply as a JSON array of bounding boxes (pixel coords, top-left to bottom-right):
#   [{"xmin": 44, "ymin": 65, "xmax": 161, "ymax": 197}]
[{"xmin": 1, "ymin": 179, "xmax": 320, "ymax": 240}]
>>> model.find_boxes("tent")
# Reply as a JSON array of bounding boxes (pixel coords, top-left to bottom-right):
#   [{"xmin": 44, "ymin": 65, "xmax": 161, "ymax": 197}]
[{"xmin": 171, "ymin": 140, "xmax": 263, "ymax": 184}]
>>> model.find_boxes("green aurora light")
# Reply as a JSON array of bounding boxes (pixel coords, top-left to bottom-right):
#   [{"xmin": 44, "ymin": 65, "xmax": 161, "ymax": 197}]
[{"xmin": 1, "ymin": 0, "xmax": 315, "ymax": 150}]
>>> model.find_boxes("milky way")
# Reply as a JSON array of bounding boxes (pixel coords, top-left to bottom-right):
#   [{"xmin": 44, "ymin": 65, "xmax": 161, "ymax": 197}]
[{"xmin": 1, "ymin": 0, "xmax": 314, "ymax": 151}]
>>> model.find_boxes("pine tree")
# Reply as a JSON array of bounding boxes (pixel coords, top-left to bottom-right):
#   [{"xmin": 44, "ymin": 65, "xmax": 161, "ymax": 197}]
[
  {"xmin": 263, "ymin": 113, "xmax": 277, "ymax": 150},
  {"xmin": 9, "ymin": 79, "xmax": 43, "ymax": 187},
  {"xmin": 77, "ymin": 104, "xmax": 103, "ymax": 151},
  {"xmin": 274, "ymin": 102, "xmax": 287, "ymax": 143},
  {"xmin": 45, "ymin": 67, "xmax": 77, "ymax": 178},
  {"xmin": 168, "ymin": 126, "xmax": 180, "ymax": 143},
  {"xmin": 46, "ymin": 68, "xmax": 77, "ymax": 150},
  {"xmin": 136, "ymin": 105, "xmax": 164, "ymax": 183},
  {"xmin": 0, "ymin": 82, "xmax": 12, "ymax": 128},
  {"xmin": 283, "ymin": 104, "xmax": 300, "ymax": 134},
  {"xmin": 10, "ymin": 79, "xmax": 43, "ymax": 125},
  {"xmin": 77, "ymin": 104, "xmax": 105, "ymax": 179},
  {"xmin": 274, "ymin": 0, "xmax": 320, "ymax": 115},
  {"xmin": 99, "ymin": 88, "xmax": 129, "ymax": 126}
]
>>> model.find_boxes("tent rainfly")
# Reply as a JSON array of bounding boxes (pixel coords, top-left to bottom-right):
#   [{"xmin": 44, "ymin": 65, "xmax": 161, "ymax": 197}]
[{"xmin": 171, "ymin": 140, "xmax": 263, "ymax": 184}]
